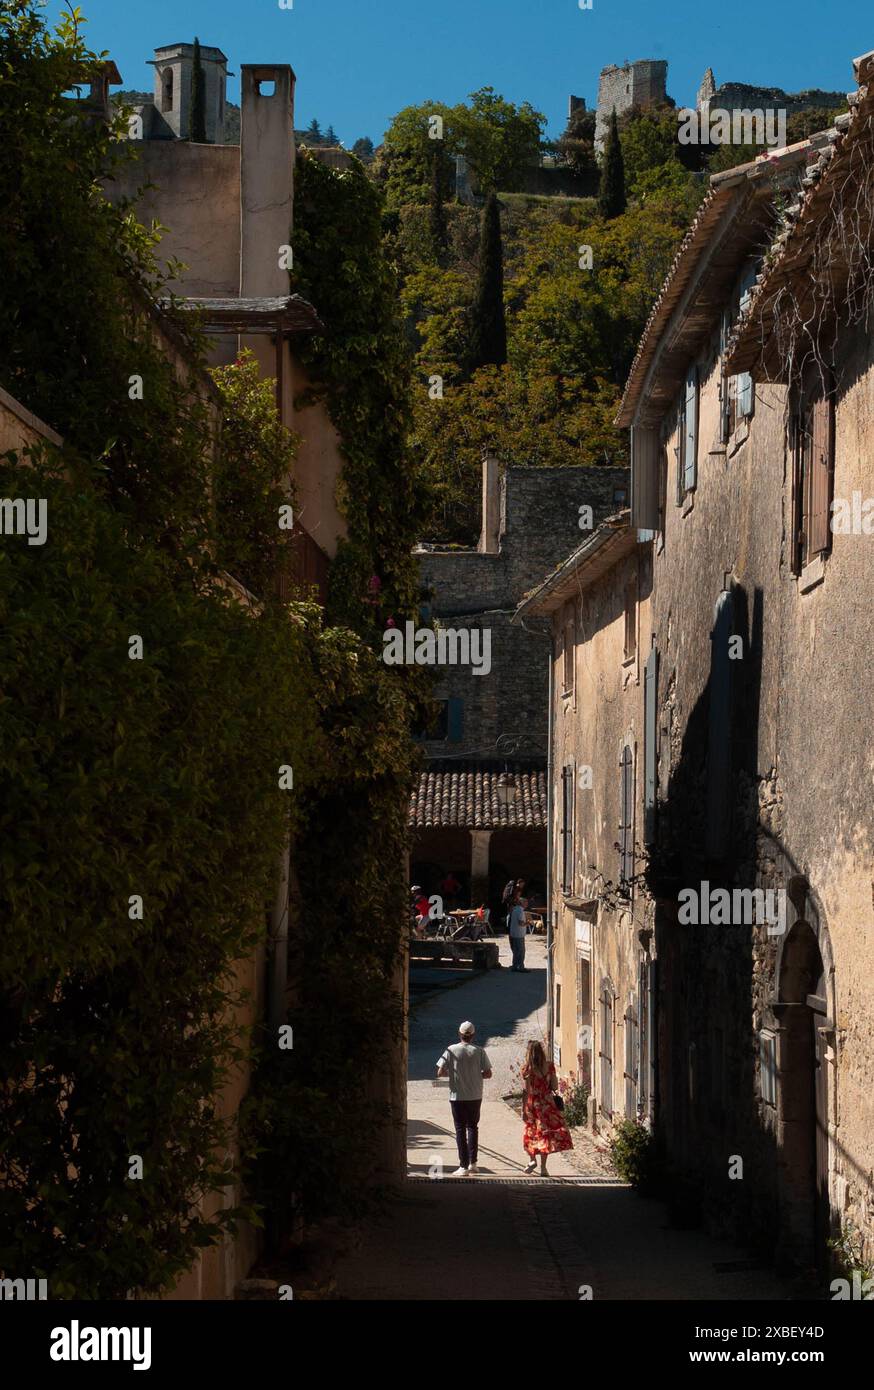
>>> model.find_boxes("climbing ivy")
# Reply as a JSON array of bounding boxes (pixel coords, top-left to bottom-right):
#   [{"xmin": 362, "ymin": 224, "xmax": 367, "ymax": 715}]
[
  {"xmin": 290, "ymin": 151, "xmax": 427, "ymax": 636},
  {"xmin": 0, "ymin": 2, "xmax": 424, "ymax": 1294}
]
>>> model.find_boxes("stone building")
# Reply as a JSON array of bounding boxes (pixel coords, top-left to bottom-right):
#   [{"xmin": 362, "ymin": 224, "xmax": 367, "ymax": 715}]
[
  {"xmin": 515, "ymin": 513, "xmax": 655, "ymax": 1107},
  {"xmin": 107, "ymin": 44, "xmax": 347, "ymax": 598},
  {"xmin": 525, "ymin": 47, "xmax": 874, "ymax": 1279},
  {"xmin": 594, "ymin": 60, "xmax": 668, "ymax": 152},
  {"xmin": 139, "ymin": 43, "xmax": 231, "ymax": 142},
  {"xmin": 410, "ymin": 460, "xmax": 629, "ymax": 916}
]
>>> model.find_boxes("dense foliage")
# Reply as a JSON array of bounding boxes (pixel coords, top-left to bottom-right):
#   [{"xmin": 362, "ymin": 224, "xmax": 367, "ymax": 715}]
[
  {"xmin": 376, "ymin": 88, "xmax": 545, "ymax": 207},
  {"xmin": 0, "ymin": 1, "xmax": 423, "ymax": 1293}
]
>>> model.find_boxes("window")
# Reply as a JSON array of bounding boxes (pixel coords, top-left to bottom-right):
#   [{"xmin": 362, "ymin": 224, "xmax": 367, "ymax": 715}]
[
  {"xmin": 643, "ymin": 646, "xmax": 658, "ymax": 844},
  {"xmin": 599, "ymin": 982, "xmax": 614, "ymax": 1118},
  {"xmin": 623, "ymin": 580, "xmax": 637, "ymax": 661},
  {"xmin": 759, "ymin": 1030, "xmax": 777, "ymax": 1106},
  {"xmin": 619, "ymin": 744, "xmax": 634, "ymax": 889},
  {"xmin": 161, "ymin": 68, "xmax": 174, "ymax": 112},
  {"xmin": 562, "ymin": 605, "xmax": 575, "ymax": 695},
  {"xmin": 721, "ymin": 263, "xmax": 758, "ymax": 440},
  {"xmin": 676, "ymin": 365, "xmax": 699, "ymax": 502},
  {"xmin": 414, "ymin": 697, "xmax": 462, "ymax": 742},
  {"xmin": 792, "ymin": 372, "xmax": 835, "ymax": 573},
  {"xmin": 560, "ymin": 764, "xmax": 575, "ymax": 895},
  {"xmin": 555, "ymin": 980, "xmax": 562, "ymax": 1030}
]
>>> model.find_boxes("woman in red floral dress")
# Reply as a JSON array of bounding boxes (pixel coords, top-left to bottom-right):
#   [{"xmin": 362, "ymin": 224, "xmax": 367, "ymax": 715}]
[{"xmin": 521, "ymin": 1040, "xmax": 573, "ymax": 1176}]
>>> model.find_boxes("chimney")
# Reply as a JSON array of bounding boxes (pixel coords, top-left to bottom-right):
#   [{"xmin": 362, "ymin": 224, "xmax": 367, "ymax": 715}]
[
  {"xmin": 478, "ymin": 451, "xmax": 501, "ymax": 554},
  {"xmin": 240, "ymin": 65, "xmax": 296, "ymax": 297}
]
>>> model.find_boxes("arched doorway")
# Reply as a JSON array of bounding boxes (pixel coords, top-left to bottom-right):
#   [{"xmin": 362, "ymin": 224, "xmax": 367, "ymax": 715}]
[{"xmin": 774, "ymin": 907, "xmax": 834, "ymax": 1272}]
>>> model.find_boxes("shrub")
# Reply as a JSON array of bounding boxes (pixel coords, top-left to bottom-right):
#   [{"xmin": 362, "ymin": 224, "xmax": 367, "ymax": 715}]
[{"xmin": 608, "ymin": 1118, "xmax": 655, "ymax": 1187}]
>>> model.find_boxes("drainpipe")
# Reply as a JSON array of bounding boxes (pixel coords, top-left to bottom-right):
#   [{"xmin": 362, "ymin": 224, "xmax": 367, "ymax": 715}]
[{"xmin": 545, "ymin": 634, "xmax": 555, "ymax": 1053}]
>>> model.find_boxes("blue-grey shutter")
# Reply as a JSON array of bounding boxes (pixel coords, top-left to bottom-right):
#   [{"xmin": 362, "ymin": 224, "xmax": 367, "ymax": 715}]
[
  {"xmin": 447, "ymin": 697, "xmax": 464, "ymax": 743},
  {"xmin": 705, "ymin": 590, "xmax": 734, "ymax": 858},
  {"xmin": 643, "ymin": 647, "xmax": 658, "ymax": 845},
  {"xmin": 619, "ymin": 745, "xmax": 633, "ymax": 883},
  {"xmin": 631, "ymin": 425, "xmax": 659, "ymax": 534},
  {"xmin": 561, "ymin": 765, "xmax": 574, "ymax": 894},
  {"xmin": 719, "ymin": 310, "xmax": 731, "ymax": 442},
  {"xmin": 737, "ymin": 265, "xmax": 757, "ymax": 418},
  {"xmin": 684, "ymin": 365, "xmax": 698, "ymax": 492}
]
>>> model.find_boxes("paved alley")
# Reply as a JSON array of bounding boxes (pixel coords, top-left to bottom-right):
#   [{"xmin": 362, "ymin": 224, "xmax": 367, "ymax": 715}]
[{"xmin": 334, "ymin": 937, "xmax": 796, "ymax": 1301}]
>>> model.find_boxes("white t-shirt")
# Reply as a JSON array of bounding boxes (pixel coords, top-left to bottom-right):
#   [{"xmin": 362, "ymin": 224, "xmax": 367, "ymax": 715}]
[{"xmin": 437, "ymin": 1041, "xmax": 491, "ymax": 1101}]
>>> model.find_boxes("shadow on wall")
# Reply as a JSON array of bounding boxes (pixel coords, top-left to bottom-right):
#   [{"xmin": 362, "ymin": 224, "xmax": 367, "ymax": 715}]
[{"xmin": 648, "ymin": 578, "xmax": 837, "ymax": 1276}]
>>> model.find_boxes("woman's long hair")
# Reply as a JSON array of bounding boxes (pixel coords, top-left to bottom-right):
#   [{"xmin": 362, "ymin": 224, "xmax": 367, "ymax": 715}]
[{"xmin": 522, "ymin": 1039, "xmax": 548, "ymax": 1078}]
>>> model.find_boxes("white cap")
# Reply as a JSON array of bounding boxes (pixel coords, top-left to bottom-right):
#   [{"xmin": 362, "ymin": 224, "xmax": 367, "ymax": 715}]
[{"xmin": 459, "ymin": 1021, "xmax": 475, "ymax": 1037}]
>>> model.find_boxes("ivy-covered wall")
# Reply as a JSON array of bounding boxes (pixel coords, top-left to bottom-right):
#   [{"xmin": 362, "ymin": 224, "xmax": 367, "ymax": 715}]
[{"xmin": 0, "ymin": 1, "xmax": 426, "ymax": 1296}]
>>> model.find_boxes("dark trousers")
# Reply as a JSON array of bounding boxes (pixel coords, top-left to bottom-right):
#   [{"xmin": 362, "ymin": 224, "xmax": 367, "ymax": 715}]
[
  {"xmin": 510, "ymin": 935, "xmax": 526, "ymax": 970},
  {"xmin": 450, "ymin": 1099, "xmax": 482, "ymax": 1168}
]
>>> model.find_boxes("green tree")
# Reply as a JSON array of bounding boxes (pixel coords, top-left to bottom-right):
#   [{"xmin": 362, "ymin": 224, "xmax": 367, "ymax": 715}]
[
  {"xmin": 324, "ymin": 123, "xmax": 338, "ymax": 146},
  {"xmin": 377, "ymin": 100, "xmax": 459, "ymax": 209},
  {"xmin": 352, "ymin": 136, "xmax": 374, "ymax": 161},
  {"xmin": 453, "ymin": 87, "xmax": 545, "ymax": 193},
  {"xmin": 558, "ymin": 104, "xmax": 598, "ymax": 179},
  {"xmin": 467, "ymin": 192, "xmax": 507, "ymax": 373},
  {"xmin": 599, "ymin": 108, "xmax": 626, "ymax": 220},
  {"xmin": 190, "ymin": 36, "xmax": 207, "ymax": 143},
  {"xmin": 305, "ymin": 117, "xmax": 322, "ymax": 142},
  {"xmin": 428, "ymin": 143, "xmax": 449, "ymax": 264}
]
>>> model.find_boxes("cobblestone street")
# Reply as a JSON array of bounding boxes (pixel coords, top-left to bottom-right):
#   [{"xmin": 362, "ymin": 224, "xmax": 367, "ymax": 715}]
[{"xmin": 334, "ymin": 939, "xmax": 797, "ymax": 1300}]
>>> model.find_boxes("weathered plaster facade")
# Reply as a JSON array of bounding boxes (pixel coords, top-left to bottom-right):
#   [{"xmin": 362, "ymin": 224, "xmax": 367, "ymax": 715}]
[{"xmin": 610, "ymin": 68, "xmax": 874, "ymax": 1273}]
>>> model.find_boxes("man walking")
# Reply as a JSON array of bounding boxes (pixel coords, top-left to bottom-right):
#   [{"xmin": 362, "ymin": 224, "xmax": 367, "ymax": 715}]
[
  {"xmin": 436, "ymin": 1021, "xmax": 492, "ymax": 1176},
  {"xmin": 508, "ymin": 892, "xmax": 527, "ymax": 971}
]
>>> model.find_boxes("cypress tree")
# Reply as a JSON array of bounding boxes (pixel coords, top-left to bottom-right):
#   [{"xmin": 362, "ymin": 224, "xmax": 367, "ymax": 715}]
[
  {"xmin": 428, "ymin": 146, "xmax": 448, "ymax": 264},
  {"xmin": 190, "ymin": 37, "xmax": 207, "ymax": 143},
  {"xmin": 467, "ymin": 193, "xmax": 507, "ymax": 373},
  {"xmin": 598, "ymin": 107, "xmax": 626, "ymax": 219}
]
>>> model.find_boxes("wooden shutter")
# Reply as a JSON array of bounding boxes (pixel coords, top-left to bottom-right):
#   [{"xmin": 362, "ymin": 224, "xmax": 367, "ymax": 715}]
[
  {"xmin": 599, "ymin": 985, "xmax": 613, "ymax": 1118},
  {"xmin": 561, "ymin": 765, "xmax": 574, "ymax": 894},
  {"xmin": 719, "ymin": 309, "xmax": 731, "ymax": 442},
  {"xmin": 684, "ymin": 365, "xmax": 698, "ymax": 492},
  {"xmin": 447, "ymin": 697, "xmax": 464, "ymax": 743},
  {"xmin": 808, "ymin": 392, "xmax": 833, "ymax": 558},
  {"xmin": 643, "ymin": 646, "xmax": 658, "ymax": 844},
  {"xmin": 737, "ymin": 265, "xmax": 757, "ymax": 419},
  {"xmin": 619, "ymin": 745, "xmax": 633, "ymax": 883},
  {"xmin": 791, "ymin": 411, "xmax": 804, "ymax": 574},
  {"xmin": 705, "ymin": 590, "xmax": 733, "ymax": 859},
  {"xmin": 631, "ymin": 425, "xmax": 659, "ymax": 532}
]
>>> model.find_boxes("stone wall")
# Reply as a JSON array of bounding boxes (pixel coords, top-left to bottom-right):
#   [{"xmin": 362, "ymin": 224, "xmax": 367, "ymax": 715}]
[
  {"xmin": 710, "ymin": 82, "xmax": 847, "ymax": 116},
  {"xmin": 647, "ymin": 282, "xmax": 874, "ymax": 1269},
  {"xmin": 595, "ymin": 60, "xmax": 668, "ymax": 150},
  {"xmin": 418, "ymin": 466, "xmax": 629, "ymax": 760}
]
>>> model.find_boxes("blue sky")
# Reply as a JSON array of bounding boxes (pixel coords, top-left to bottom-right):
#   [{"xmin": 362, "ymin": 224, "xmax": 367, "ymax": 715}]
[{"xmin": 44, "ymin": 0, "xmax": 874, "ymax": 146}]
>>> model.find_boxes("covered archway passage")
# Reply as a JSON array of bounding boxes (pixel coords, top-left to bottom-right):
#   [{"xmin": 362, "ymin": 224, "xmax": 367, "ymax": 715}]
[
  {"xmin": 409, "ymin": 760, "xmax": 547, "ymax": 919},
  {"xmin": 773, "ymin": 884, "xmax": 835, "ymax": 1274}
]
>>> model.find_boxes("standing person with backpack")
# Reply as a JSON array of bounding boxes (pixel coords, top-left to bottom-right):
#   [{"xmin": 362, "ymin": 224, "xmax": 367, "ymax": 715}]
[
  {"xmin": 507, "ymin": 890, "xmax": 528, "ymax": 972},
  {"xmin": 500, "ymin": 877, "xmax": 516, "ymax": 933}
]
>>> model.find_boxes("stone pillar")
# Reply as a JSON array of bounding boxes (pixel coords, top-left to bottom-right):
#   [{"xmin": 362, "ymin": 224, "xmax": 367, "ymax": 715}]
[
  {"xmin": 478, "ymin": 453, "xmax": 501, "ymax": 554},
  {"xmin": 470, "ymin": 829, "xmax": 492, "ymax": 909}
]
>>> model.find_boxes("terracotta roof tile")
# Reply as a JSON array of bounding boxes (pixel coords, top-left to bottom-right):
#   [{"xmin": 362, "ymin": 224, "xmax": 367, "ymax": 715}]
[{"xmin": 409, "ymin": 761, "xmax": 547, "ymax": 830}]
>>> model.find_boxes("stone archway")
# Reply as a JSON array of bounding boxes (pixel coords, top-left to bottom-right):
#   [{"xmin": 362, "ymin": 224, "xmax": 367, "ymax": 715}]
[{"xmin": 774, "ymin": 893, "xmax": 834, "ymax": 1273}]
